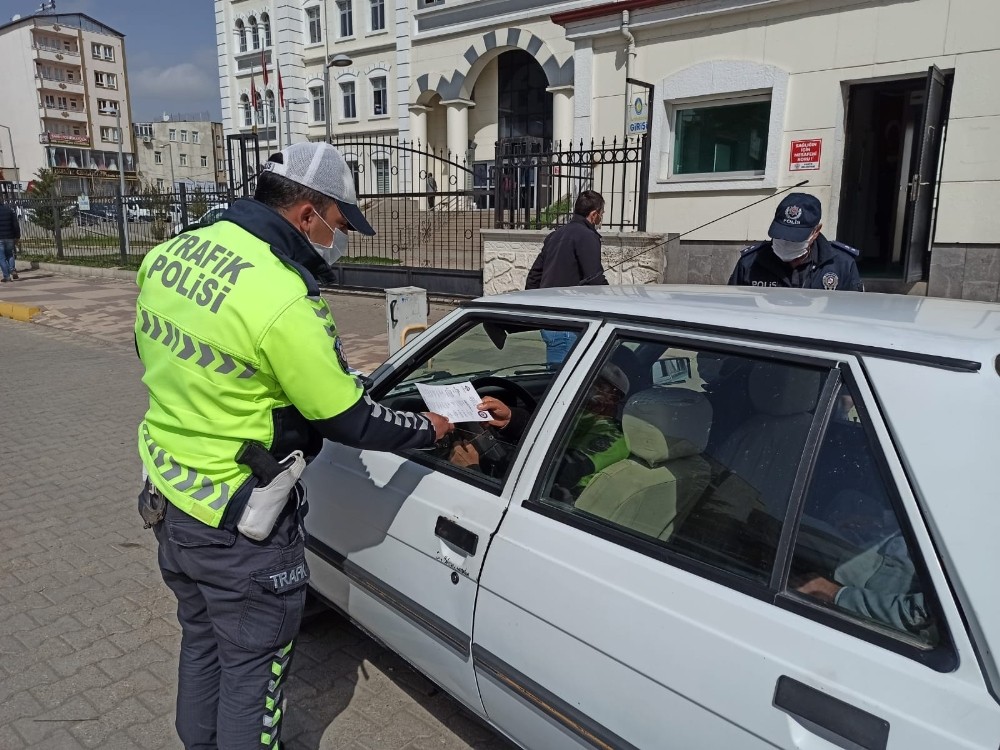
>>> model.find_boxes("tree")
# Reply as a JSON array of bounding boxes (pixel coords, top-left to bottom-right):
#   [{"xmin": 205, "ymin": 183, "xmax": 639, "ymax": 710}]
[
  {"xmin": 188, "ymin": 187, "xmax": 209, "ymax": 222},
  {"xmin": 143, "ymin": 182, "xmax": 172, "ymax": 241},
  {"xmin": 27, "ymin": 168, "xmax": 74, "ymax": 235}
]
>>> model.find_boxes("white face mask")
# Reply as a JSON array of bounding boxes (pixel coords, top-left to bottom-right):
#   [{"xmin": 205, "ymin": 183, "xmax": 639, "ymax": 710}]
[
  {"xmin": 771, "ymin": 237, "xmax": 811, "ymax": 262},
  {"xmin": 306, "ymin": 210, "xmax": 345, "ymax": 265}
]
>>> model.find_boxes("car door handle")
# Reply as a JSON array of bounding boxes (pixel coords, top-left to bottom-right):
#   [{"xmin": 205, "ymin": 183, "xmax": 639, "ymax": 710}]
[
  {"xmin": 773, "ymin": 676, "xmax": 889, "ymax": 750},
  {"xmin": 435, "ymin": 516, "xmax": 478, "ymax": 557}
]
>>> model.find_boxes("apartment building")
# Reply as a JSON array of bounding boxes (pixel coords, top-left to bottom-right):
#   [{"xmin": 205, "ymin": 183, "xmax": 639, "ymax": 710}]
[
  {"xmin": 133, "ymin": 118, "xmax": 228, "ymax": 193},
  {"xmin": 0, "ymin": 10, "xmax": 137, "ymax": 195}
]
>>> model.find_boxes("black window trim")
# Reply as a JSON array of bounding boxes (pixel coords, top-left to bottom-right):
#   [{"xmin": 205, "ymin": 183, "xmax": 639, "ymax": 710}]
[
  {"xmin": 520, "ymin": 327, "xmax": 959, "ymax": 670},
  {"xmin": 367, "ymin": 310, "xmax": 593, "ymax": 496},
  {"xmin": 463, "ymin": 302, "xmax": 981, "ymax": 374}
]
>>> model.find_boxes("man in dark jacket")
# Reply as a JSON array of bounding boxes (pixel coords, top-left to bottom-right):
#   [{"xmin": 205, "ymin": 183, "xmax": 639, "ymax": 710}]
[
  {"xmin": 0, "ymin": 202, "xmax": 20, "ymax": 282},
  {"xmin": 729, "ymin": 193, "xmax": 863, "ymax": 291},
  {"xmin": 526, "ymin": 190, "xmax": 608, "ymax": 363}
]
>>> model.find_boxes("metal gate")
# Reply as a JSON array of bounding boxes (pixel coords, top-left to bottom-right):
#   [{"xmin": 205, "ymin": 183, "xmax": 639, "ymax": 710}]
[{"xmin": 327, "ymin": 134, "xmax": 490, "ymax": 297}]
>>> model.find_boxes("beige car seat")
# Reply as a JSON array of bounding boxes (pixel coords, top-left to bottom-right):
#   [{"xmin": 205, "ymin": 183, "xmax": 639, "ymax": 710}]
[{"xmin": 575, "ymin": 387, "xmax": 713, "ymax": 540}]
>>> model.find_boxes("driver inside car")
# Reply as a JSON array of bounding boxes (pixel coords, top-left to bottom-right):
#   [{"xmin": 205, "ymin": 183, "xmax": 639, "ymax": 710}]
[{"xmin": 450, "ymin": 363, "xmax": 630, "ymax": 495}]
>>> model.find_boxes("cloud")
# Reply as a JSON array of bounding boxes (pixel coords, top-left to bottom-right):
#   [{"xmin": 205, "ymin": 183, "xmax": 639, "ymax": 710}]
[{"xmin": 132, "ymin": 62, "xmax": 216, "ymax": 100}]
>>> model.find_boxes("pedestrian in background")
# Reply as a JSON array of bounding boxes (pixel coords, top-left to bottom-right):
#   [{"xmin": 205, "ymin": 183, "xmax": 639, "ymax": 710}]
[
  {"xmin": 426, "ymin": 172, "xmax": 437, "ymax": 210},
  {"xmin": 729, "ymin": 193, "xmax": 863, "ymax": 291},
  {"xmin": 525, "ymin": 189, "xmax": 608, "ymax": 364},
  {"xmin": 0, "ymin": 201, "xmax": 20, "ymax": 282},
  {"xmin": 135, "ymin": 142, "xmax": 453, "ymax": 749}
]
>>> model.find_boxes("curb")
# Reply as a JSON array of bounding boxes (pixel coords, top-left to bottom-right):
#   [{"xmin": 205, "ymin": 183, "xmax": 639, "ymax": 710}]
[{"xmin": 0, "ymin": 300, "xmax": 43, "ymax": 322}]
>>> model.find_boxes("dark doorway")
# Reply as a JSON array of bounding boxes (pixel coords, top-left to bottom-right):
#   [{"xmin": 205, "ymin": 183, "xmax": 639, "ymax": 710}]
[
  {"xmin": 837, "ymin": 68, "xmax": 951, "ymax": 281},
  {"xmin": 498, "ymin": 50, "xmax": 553, "ymax": 142}
]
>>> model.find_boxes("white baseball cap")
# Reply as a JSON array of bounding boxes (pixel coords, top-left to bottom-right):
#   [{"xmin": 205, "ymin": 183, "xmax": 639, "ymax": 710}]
[{"xmin": 262, "ymin": 142, "xmax": 375, "ymax": 236}]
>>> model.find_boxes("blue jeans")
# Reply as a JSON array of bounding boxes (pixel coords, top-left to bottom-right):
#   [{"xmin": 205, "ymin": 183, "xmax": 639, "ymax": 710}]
[
  {"xmin": 540, "ymin": 330, "xmax": 577, "ymax": 365},
  {"xmin": 0, "ymin": 239, "xmax": 13, "ymax": 280}
]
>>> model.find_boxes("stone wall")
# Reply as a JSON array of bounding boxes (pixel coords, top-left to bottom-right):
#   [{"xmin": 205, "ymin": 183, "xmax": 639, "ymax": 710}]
[
  {"xmin": 663, "ymin": 240, "xmax": 743, "ymax": 286},
  {"xmin": 481, "ymin": 229, "xmax": 667, "ymax": 294},
  {"xmin": 928, "ymin": 244, "xmax": 1000, "ymax": 302}
]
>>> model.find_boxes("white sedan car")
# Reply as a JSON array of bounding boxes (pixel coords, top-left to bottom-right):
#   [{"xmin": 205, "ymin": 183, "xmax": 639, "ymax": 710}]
[{"xmin": 302, "ymin": 285, "xmax": 1000, "ymax": 750}]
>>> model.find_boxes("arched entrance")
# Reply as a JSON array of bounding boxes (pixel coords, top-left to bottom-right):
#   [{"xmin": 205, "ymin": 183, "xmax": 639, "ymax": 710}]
[{"xmin": 497, "ymin": 50, "xmax": 553, "ymax": 143}]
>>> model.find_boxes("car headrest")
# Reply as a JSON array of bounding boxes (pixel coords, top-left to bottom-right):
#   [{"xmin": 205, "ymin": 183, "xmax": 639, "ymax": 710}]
[
  {"xmin": 623, "ymin": 387, "xmax": 712, "ymax": 465},
  {"xmin": 748, "ymin": 362, "xmax": 821, "ymax": 416}
]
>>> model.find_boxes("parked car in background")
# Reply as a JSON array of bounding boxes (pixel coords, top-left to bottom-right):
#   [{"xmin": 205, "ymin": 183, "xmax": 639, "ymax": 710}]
[
  {"xmin": 172, "ymin": 204, "xmax": 228, "ymax": 236},
  {"xmin": 302, "ymin": 285, "xmax": 1000, "ymax": 750},
  {"xmin": 75, "ymin": 203, "xmax": 117, "ymax": 226}
]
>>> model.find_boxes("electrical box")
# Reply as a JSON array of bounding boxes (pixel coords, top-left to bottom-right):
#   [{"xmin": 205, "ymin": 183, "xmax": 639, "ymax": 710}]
[{"xmin": 385, "ymin": 286, "xmax": 427, "ymax": 357}]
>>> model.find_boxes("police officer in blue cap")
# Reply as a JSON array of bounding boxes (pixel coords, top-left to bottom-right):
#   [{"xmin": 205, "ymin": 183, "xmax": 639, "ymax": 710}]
[{"xmin": 729, "ymin": 193, "xmax": 863, "ymax": 291}]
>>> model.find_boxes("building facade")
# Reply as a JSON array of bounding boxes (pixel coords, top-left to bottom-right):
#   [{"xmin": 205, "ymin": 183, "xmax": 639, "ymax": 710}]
[
  {"xmin": 0, "ymin": 11, "xmax": 138, "ymax": 195},
  {"xmin": 555, "ymin": 0, "xmax": 1000, "ymax": 299},
  {"xmin": 212, "ymin": 0, "xmax": 1000, "ymax": 300},
  {"xmin": 133, "ymin": 118, "xmax": 228, "ymax": 193}
]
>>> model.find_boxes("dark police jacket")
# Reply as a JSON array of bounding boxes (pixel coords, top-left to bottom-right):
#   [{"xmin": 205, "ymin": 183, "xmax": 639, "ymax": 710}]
[
  {"xmin": 525, "ymin": 214, "xmax": 608, "ymax": 288},
  {"xmin": 0, "ymin": 204, "xmax": 20, "ymax": 241},
  {"xmin": 728, "ymin": 234, "xmax": 863, "ymax": 291}
]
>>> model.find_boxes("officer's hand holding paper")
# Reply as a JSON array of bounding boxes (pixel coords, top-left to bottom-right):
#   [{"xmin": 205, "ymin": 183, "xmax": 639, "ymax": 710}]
[{"xmin": 416, "ymin": 381, "xmax": 492, "ymax": 423}]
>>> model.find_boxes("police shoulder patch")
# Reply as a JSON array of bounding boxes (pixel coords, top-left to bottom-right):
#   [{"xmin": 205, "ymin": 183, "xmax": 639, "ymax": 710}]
[
  {"xmin": 740, "ymin": 241, "xmax": 769, "ymax": 256},
  {"xmin": 830, "ymin": 240, "xmax": 860, "ymax": 257}
]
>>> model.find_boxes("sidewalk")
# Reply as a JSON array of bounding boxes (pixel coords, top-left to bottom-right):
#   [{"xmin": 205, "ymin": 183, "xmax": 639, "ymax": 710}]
[{"xmin": 0, "ymin": 266, "xmax": 457, "ymax": 373}]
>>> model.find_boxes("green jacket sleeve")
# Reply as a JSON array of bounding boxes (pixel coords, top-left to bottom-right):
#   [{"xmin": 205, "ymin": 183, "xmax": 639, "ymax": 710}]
[{"xmin": 260, "ymin": 295, "xmax": 434, "ymax": 450}]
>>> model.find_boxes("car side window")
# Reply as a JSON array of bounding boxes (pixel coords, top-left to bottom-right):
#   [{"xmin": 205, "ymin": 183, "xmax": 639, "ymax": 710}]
[
  {"xmin": 538, "ymin": 337, "xmax": 827, "ymax": 584},
  {"xmin": 377, "ymin": 318, "xmax": 582, "ymax": 487},
  {"xmin": 788, "ymin": 381, "xmax": 941, "ymax": 648}
]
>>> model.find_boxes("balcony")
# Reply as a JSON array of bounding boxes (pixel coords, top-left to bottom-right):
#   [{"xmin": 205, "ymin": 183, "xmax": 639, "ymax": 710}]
[
  {"xmin": 36, "ymin": 74, "xmax": 85, "ymax": 96},
  {"xmin": 32, "ymin": 43, "xmax": 80, "ymax": 64},
  {"xmin": 41, "ymin": 106, "xmax": 87, "ymax": 123}
]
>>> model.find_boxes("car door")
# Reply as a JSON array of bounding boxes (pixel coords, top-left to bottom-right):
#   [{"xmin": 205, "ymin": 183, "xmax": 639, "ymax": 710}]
[
  {"xmin": 472, "ymin": 323, "xmax": 1000, "ymax": 749},
  {"xmin": 302, "ymin": 308, "xmax": 600, "ymax": 717}
]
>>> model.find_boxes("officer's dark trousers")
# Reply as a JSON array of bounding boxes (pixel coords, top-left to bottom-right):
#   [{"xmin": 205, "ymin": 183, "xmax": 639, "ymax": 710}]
[{"xmin": 154, "ymin": 500, "xmax": 308, "ymax": 750}]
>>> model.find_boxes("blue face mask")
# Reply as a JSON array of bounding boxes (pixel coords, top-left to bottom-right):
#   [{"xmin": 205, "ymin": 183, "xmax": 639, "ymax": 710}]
[{"xmin": 306, "ymin": 209, "xmax": 345, "ymax": 265}]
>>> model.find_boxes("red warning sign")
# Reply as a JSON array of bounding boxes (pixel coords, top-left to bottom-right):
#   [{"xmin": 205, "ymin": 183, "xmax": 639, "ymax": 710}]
[{"xmin": 789, "ymin": 139, "xmax": 822, "ymax": 171}]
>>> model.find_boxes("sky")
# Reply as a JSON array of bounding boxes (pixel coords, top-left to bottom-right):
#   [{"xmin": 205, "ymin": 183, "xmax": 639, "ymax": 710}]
[{"xmin": 9, "ymin": 0, "xmax": 222, "ymax": 122}]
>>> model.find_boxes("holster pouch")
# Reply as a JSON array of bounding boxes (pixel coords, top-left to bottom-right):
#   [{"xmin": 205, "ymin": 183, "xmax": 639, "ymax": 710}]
[
  {"xmin": 138, "ymin": 478, "xmax": 167, "ymax": 529},
  {"xmin": 236, "ymin": 448, "xmax": 307, "ymax": 541}
]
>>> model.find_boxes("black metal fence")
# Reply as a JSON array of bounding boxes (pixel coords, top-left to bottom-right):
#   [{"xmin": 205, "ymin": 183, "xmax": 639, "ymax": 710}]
[
  {"xmin": 494, "ymin": 135, "xmax": 650, "ymax": 232},
  {"xmin": 1, "ymin": 185, "xmax": 231, "ymax": 267}
]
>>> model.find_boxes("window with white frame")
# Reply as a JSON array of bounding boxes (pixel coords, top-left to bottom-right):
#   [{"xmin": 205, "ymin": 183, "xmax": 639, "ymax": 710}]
[
  {"xmin": 94, "ymin": 71, "xmax": 117, "ymax": 88},
  {"xmin": 371, "ymin": 76, "xmax": 387, "ymax": 116},
  {"xmin": 157, "ymin": 178, "xmax": 164, "ymax": 191},
  {"xmin": 97, "ymin": 99, "xmax": 118, "ymax": 114},
  {"xmin": 261, "ymin": 13, "xmax": 272, "ymax": 47},
  {"xmin": 236, "ymin": 19, "xmax": 247, "ymax": 52},
  {"xmin": 201, "ymin": 155, "xmax": 208, "ymax": 168},
  {"xmin": 310, "ymin": 86, "xmax": 326, "ymax": 122},
  {"xmin": 250, "ymin": 16, "xmax": 260, "ymax": 50},
  {"xmin": 240, "ymin": 94, "xmax": 251, "ymax": 126},
  {"xmin": 135, "ymin": 123, "xmax": 153, "ymax": 138},
  {"xmin": 154, "ymin": 151, "xmax": 162, "ymax": 165},
  {"xmin": 306, "ymin": 7, "xmax": 322, "ymax": 44},
  {"xmin": 43, "ymin": 94, "xmax": 55, "ymax": 107},
  {"xmin": 670, "ymin": 96, "xmax": 770, "ymax": 177},
  {"xmin": 179, "ymin": 153, "xmax": 188, "ymax": 167},
  {"xmin": 91, "ymin": 42, "xmax": 113, "ymax": 60},
  {"xmin": 180, "ymin": 130, "xmax": 188, "ymax": 143},
  {"xmin": 192, "ymin": 131, "xmax": 200, "ymax": 144},
  {"xmin": 340, "ymin": 81, "xmax": 356, "ymax": 119},
  {"xmin": 100, "ymin": 126, "xmax": 119, "ymax": 143},
  {"xmin": 337, "ymin": 0, "xmax": 354, "ymax": 37},
  {"xmin": 370, "ymin": 0, "xmax": 385, "ymax": 31},
  {"xmin": 169, "ymin": 129, "xmax": 177, "ymax": 141},
  {"xmin": 55, "ymin": 95, "xmax": 67, "ymax": 109},
  {"xmin": 374, "ymin": 157, "xmax": 389, "ymax": 194},
  {"xmin": 266, "ymin": 91, "xmax": 277, "ymax": 123}
]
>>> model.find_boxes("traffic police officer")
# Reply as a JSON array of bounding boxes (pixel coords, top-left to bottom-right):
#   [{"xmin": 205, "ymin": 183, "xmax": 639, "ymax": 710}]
[
  {"xmin": 729, "ymin": 193, "xmax": 864, "ymax": 291},
  {"xmin": 135, "ymin": 142, "xmax": 452, "ymax": 749}
]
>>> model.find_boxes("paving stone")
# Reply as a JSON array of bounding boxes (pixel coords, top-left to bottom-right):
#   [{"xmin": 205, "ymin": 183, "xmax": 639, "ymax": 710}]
[{"xmin": 0, "ymin": 289, "xmax": 513, "ymax": 749}]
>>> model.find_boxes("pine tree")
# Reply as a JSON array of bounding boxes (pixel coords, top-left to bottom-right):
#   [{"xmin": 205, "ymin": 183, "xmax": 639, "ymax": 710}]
[{"xmin": 27, "ymin": 169, "xmax": 75, "ymax": 235}]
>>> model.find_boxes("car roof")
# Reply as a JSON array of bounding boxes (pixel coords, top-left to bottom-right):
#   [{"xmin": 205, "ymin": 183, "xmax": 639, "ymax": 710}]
[{"xmin": 474, "ymin": 285, "xmax": 1000, "ymax": 371}]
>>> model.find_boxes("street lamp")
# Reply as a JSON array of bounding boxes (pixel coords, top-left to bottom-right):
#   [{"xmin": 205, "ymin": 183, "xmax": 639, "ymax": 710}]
[
  {"xmin": 324, "ymin": 53, "xmax": 352, "ymax": 143},
  {"xmin": 157, "ymin": 142, "xmax": 176, "ymax": 193},
  {"xmin": 0, "ymin": 123, "xmax": 19, "ymax": 186},
  {"xmin": 284, "ymin": 98, "xmax": 309, "ymax": 147},
  {"xmin": 99, "ymin": 107, "xmax": 130, "ymax": 259}
]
